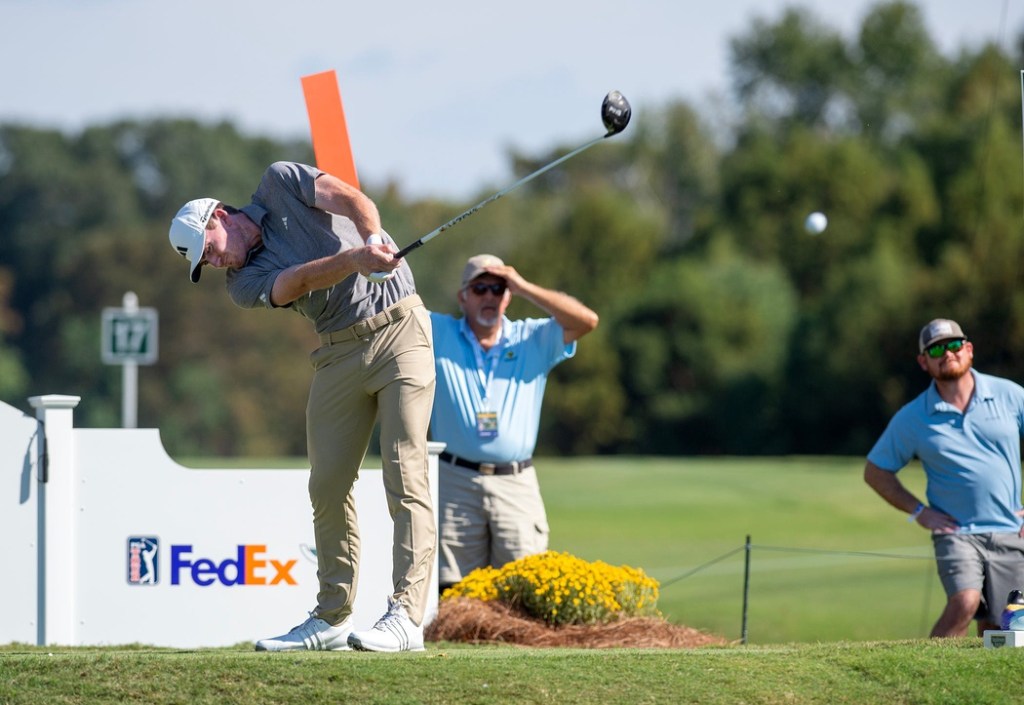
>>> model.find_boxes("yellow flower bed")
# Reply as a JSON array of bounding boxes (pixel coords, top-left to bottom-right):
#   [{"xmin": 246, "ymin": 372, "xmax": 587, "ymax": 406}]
[{"xmin": 442, "ymin": 550, "xmax": 661, "ymax": 626}]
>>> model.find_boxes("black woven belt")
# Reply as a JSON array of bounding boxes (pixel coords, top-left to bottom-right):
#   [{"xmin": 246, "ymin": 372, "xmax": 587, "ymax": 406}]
[{"xmin": 439, "ymin": 451, "xmax": 533, "ymax": 476}]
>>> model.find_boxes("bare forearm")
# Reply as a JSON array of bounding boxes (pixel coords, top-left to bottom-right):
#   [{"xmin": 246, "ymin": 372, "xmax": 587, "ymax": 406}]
[
  {"xmin": 271, "ymin": 252, "xmax": 359, "ymax": 306},
  {"xmin": 516, "ymin": 281, "xmax": 599, "ymax": 343},
  {"xmin": 864, "ymin": 461, "xmax": 960, "ymax": 533},
  {"xmin": 863, "ymin": 461, "xmax": 920, "ymax": 513},
  {"xmin": 313, "ymin": 173, "xmax": 381, "ymax": 238},
  {"xmin": 270, "ymin": 243, "xmax": 400, "ymax": 305}
]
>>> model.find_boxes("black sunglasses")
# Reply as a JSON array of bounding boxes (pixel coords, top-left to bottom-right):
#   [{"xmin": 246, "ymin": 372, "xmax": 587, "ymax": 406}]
[
  {"xmin": 468, "ymin": 282, "xmax": 507, "ymax": 296},
  {"xmin": 925, "ymin": 339, "xmax": 967, "ymax": 359}
]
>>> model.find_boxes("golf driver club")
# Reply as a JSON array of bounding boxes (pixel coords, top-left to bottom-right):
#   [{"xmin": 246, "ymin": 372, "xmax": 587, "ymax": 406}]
[{"xmin": 366, "ymin": 90, "xmax": 631, "ymax": 283}]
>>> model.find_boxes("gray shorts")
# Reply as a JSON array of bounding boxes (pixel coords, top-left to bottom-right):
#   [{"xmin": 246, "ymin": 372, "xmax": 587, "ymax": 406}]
[{"xmin": 932, "ymin": 532, "xmax": 1024, "ymax": 624}]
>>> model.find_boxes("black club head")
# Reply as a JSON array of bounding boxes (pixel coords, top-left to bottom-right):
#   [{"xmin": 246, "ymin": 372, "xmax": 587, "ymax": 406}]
[{"xmin": 601, "ymin": 90, "xmax": 631, "ymax": 135}]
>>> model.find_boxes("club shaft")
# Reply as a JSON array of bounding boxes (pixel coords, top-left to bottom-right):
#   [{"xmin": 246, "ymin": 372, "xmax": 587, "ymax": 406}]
[{"xmin": 395, "ymin": 132, "xmax": 608, "ymax": 259}]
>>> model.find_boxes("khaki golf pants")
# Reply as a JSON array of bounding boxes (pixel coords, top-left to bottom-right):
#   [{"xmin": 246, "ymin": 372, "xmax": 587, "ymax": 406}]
[
  {"xmin": 437, "ymin": 459, "xmax": 549, "ymax": 587},
  {"xmin": 306, "ymin": 297, "xmax": 436, "ymax": 626}
]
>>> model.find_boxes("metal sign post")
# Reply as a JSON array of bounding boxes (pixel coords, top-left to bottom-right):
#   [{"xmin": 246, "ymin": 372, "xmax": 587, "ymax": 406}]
[{"xmin": 101, "ymin": 292, "xmax": 158, "ymax": 428}]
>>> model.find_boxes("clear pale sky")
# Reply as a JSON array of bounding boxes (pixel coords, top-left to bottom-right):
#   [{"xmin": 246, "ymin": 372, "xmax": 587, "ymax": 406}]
[{"xmin": 2, "ymin": 0, "xmax": 1020, "ymax": 199}]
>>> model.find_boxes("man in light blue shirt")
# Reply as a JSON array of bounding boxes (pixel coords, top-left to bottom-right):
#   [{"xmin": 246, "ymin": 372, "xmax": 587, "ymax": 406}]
[
  {"xmin": 430, "ymin": 254, "xmax": 599, "ymax": 591},
  {"xmin": 865, "ymin": 318, "xmax": 1024, "ymax": 637}
]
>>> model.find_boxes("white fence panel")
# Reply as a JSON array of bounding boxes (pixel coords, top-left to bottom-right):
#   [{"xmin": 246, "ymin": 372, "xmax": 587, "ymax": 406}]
[
  {"xmin": 0, "ymin": 401, "xmax": 41, "ymax": 644},
  {"xmin": 0, "ymin": 395, "xmax": 440, "ymax": 648}
]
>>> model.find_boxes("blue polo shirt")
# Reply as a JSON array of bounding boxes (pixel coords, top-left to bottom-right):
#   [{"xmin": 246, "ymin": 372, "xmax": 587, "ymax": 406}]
[
  {"xmin": 429, "ymin": 313, "xmax": 575, "ymax": 463},
  {"xmin": 868, "ymin": 370, "xmax": 1024, "ymax": 533}
]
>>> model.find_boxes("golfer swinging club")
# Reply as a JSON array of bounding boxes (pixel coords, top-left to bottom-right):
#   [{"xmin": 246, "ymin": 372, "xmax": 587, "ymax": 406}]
[{"xmin": 168, "ymin": 161, "xmax": 435, "ymax": 652}]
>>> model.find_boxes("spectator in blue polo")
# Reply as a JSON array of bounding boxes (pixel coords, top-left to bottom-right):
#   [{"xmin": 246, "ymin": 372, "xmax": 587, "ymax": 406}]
[
  {"xmin": 429, "ymin": 254, "xmax": 599, "ymax": 592},
  {"xmin": 865, "ymin": 318, "xmax": 1024, "ymax": 637}
]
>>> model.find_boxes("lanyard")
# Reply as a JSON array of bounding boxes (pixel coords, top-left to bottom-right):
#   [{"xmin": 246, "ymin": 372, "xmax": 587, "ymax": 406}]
[{"xmin": 462, "ymin": 323, "xmax": 504, "ymax": 410}]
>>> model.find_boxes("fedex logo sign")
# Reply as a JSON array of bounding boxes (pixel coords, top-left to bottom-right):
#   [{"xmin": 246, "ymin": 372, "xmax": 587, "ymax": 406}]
[{"xmin": 170, "ymin": 545, "xmax": 298, "ymax": 587}]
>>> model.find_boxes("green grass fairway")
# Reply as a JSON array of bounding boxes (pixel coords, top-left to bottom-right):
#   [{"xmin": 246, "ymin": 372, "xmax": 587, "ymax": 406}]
[
  {"xmin": 537, "ymin": 456, "xmax": 937, "ymax": 644},
  {"xmin": 1, "ymin": 640, "xmax": 1018, "ymax": 705}
]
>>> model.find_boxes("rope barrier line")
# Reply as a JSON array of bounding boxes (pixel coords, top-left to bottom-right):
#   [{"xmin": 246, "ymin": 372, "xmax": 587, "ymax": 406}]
[
  {"xmin": 657, "ymin": 543, "xmax": 932, "ymax": 589},
  {"xmin": 658, "ymin": 547, "xmax": 746, "ymax": 588},
  {"xmin": 659, "ymin": 541, "xmax": 1022, "ymax": 589},
  {"xmin": 750, "ymin": 544, "xmax": 932, "ymax": 562}
]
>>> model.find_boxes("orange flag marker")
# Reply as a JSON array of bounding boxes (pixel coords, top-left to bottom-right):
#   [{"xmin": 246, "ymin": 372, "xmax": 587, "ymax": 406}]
[{"xmin": 301, "ymin": 70, "xmax": 359, "ymax": 189}]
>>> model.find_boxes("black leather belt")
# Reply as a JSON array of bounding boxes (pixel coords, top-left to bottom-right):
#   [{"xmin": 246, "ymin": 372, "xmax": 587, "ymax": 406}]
[{"xmin": 439, "ymin": 451, "xmax": 533, "ymax": 476}]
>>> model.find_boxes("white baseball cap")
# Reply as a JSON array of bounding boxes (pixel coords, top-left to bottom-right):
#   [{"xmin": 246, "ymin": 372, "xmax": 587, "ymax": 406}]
[{"xmin": 169, "ymin": 198, "xmax": 218, "ymax": 283}]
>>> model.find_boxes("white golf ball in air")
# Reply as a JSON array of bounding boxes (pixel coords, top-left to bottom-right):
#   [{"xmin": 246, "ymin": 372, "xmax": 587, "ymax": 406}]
[{"xmin": 804, "ymin": 212, "xmax": 828, "ymax": 235}]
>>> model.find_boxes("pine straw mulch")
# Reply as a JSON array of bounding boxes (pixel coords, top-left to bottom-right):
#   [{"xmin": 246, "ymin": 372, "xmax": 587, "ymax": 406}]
[{"xmin": 425, "ymin": 597, "xmax": 730, "ymax": 649}]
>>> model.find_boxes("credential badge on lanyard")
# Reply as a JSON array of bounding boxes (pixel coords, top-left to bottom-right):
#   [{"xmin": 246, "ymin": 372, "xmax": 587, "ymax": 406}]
[{"xmin": 474, "ymin": 341, "xmax": 501, "ymax": 439}]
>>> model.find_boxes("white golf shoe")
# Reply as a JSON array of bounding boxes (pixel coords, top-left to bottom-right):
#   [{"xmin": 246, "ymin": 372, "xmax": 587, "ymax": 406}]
[
  {"xmin": 255, "ymin": 613, "xmax": 352, "ymax": 651},
  {"xmin": 347, "ymin": 597, "xmax": 425, "ymax": 652}
]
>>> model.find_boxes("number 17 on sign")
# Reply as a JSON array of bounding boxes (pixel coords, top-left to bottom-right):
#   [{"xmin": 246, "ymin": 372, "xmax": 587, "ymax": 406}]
[{"xmin": 101, "ymin": 292, "xmax": 159, "ymax": 428}]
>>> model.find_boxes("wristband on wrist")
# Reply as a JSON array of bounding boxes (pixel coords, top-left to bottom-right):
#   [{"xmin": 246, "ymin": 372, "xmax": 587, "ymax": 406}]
[{"xmin": 908, "ymin": 502, "xmax": 926, "ymax": 522}]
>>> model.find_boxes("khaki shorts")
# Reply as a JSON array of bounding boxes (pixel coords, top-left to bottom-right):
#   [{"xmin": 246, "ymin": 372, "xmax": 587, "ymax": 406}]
[
  {"xmin": 932, "ymin": 532, "xmax": 1024, "ymax": 624},
  {"xmin": 437, "ymin": 459, "xmax": 549, "ymax": 587}
]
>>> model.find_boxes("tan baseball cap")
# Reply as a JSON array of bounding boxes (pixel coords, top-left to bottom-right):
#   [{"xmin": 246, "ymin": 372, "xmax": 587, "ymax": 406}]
[
  {"xmin": 918, "ymin": 318, "xmax": 966, "ymax": 353},
  {"xmin": 169, "ymin": 198, "xmax": 218, "ymax": 283},
  {"xmin": 461, "ymin": 254, "xmax": 505, "ymax": 288}
]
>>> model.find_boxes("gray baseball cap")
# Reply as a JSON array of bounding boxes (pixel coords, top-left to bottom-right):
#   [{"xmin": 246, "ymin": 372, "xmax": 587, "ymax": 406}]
[
  {"xmin": 919, "ymin": 319, "xmax": 966, "ymax": 352},
  {"xmin": 461, "ymin": 254, "xmax": 505, "ymax": 288}
]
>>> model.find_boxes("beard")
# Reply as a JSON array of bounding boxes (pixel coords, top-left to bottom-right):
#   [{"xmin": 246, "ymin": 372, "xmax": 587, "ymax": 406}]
[
  {"xmin": 933, "ymin": 357, "xmax": 972, "ymax": 381},
  {"xmin": 473, "ymin": 310, "xmax": 502, "ymax": 328}
]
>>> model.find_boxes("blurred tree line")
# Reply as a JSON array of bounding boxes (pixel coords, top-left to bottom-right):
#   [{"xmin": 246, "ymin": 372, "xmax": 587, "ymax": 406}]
[{"xmin": 1, "ymin": 1, "xmax": 1022, "ymax": 458}]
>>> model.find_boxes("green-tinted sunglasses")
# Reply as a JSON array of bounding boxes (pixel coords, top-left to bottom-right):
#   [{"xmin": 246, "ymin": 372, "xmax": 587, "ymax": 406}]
[{"xmin": 925, "ymin": 339, "xmax": 967, "ymax": 359}]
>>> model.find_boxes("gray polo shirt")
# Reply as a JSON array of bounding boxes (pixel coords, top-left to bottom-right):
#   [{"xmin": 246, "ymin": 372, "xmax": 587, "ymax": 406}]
[{"xmin": 226, "ymin": 161, "xmax": 416, "ymax": 333}]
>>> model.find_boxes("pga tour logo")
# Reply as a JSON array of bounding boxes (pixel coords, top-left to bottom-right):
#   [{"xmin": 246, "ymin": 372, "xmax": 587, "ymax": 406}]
[
  {"xmin": 127, "ymin": 536, "xmax": 159, "ymax": 585},
  {"xmin": 126, "ymin": 536, "xmax": 301, "ymax": 587}
]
